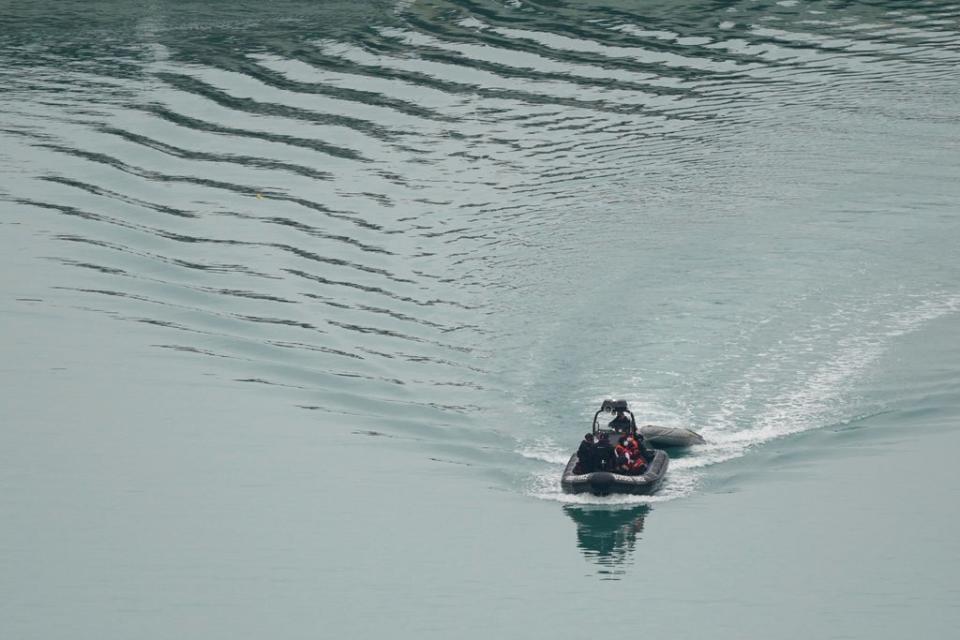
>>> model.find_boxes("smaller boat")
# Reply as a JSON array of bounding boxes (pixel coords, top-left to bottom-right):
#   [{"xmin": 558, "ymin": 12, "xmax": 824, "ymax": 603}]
[
  {"xmin": 560, "ymin": 400, "xmax": 703, "ymax": 496},
  {"xmin": 637, "ymin": 424, "xmax": 706, "ymax": 448}
]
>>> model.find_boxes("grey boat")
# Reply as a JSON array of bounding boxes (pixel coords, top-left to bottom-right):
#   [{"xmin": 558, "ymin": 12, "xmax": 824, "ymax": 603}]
[
  {"xmin": 560, "ymin": 400, "xmax": 703, "ymax": 496},
  {"xmin": 561, "ymin": 448, "xmax": 669, "ymax": 496}
]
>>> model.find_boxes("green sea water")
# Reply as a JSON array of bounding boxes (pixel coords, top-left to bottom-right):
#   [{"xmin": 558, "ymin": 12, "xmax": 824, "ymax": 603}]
[{"xmin": 2, "ymin": 1, "xmax": 959, "ymax": 638}]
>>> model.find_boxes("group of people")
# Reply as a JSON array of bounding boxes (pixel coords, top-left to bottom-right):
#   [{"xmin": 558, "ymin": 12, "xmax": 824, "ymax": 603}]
[{"xmin": 575, "ymin": 431, "xmax": 652, "ymax": 475}]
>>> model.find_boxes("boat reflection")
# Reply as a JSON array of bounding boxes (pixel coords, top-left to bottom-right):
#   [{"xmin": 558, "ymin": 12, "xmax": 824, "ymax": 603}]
[{"xmin": 563, "ymin": 504, "xmax": 650, "ymax": 580}]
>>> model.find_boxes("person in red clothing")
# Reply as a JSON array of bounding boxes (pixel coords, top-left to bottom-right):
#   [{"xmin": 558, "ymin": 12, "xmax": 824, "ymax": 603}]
[
  {"xmin": 625, "ymin": 437, "xmax": 647, "ymax": 474},
  {"xmin": 614, "ymin": 437, "xmax": 632, "ymax": 473},
  {"xmin": 615, "ymin": 436, "xmax": 628, "ymax": 455},
  {"xmin": 628, "ymin": 433, "xmax": 654, "ymax": 463}
]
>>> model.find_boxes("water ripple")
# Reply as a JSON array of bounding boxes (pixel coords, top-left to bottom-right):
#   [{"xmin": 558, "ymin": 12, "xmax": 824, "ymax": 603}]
[{"xmin": 3, "ymin": 0, "xmax": 960, "ymax": 489}]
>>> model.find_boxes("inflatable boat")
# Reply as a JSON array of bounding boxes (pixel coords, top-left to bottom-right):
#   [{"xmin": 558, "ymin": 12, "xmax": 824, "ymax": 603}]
[
  {"xmin": 637, "ymin": 424, "xmax": 705, "ymax": 448},
  {"xmin": 561, "ymin": 448, "xmax": 668, "ymax": 496},
  {"xmin": 560, "ymin": 399, "xmax": 703, "ymax": 496}
]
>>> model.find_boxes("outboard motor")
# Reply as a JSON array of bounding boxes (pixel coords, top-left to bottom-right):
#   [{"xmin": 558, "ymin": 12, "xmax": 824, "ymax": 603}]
[{"xmin": 589, "ymin": 472, "xmax": 615, "ymax": 496}]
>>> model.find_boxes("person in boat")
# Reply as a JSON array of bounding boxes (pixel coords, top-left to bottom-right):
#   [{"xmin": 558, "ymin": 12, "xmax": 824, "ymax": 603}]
[
  {"xmin": 576, "ymin": 433, "xmax": 596, "ymax": 473},
  {"xmin": 594, "ymin": 432, "xmax": 616, "ymax": 471},
  {"xmin": 614, "ymin": 435, "xmax": 627, "ymax": 462},
  {"xmin": 614, "ymin": 437, "xmax": 633, "ymax": 474},
  {"xmin": 608, "ymin": 409, "xmax": 632, "ymax": 433},
  {"xmin": 629, "ymin": 433, "xmax": 654, "ymax": 463},
  {"xmin": 625, "ymin": 437, "xmax": 648, "ymax": 473},
  {"xmin": 611, "ymin": 436, "xmax": 645, "ymax": 475}
]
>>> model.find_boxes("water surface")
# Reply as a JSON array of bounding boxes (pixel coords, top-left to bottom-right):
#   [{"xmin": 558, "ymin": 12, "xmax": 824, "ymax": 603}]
[{"xmin": 2, "ymin": 0, "xmax": 960, "ymax": 637}]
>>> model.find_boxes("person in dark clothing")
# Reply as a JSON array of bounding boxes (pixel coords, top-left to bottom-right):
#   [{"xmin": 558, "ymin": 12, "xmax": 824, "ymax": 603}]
[
  {"xmin": 576, "ymin": 433, "xmax": 596, "ymax": 474},
  {"xmin": 608, "ymin": 409, "xmax": 632, "ymax": 433},
  {"xmin": 593, "ymin": 432, "xmax": 616, "ymax": 471}
]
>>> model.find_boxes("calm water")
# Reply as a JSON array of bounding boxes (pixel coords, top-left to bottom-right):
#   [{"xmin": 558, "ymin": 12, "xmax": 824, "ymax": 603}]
[{"xmin": 2, "ymin": 0, "xmax": 959, "ymax": 637}]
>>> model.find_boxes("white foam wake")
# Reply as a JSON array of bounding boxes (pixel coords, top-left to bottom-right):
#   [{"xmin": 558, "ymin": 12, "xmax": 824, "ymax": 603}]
[
  {"xmin": 698, "ymin": 292, "xmax": 960, "ymax": 462},
  {"xmin": 518, "ymin": 292, "xmax": 960, "ymax": 504}
]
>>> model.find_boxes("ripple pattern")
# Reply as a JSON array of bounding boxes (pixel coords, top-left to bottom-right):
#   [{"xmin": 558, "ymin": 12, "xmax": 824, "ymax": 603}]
[{"xmin": 2, "ymin": 0, "xmax": 959, "ymax": 495}]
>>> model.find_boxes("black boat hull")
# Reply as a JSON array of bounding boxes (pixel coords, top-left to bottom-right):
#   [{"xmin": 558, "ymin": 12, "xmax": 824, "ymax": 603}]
[{"xmin": 560, "ymin": 449, "xmax": 669, "ymax": 496}]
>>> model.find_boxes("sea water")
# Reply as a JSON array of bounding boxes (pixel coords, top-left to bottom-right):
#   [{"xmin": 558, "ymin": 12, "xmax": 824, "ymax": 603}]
[{"xmin": 2, "ymin": 1, "xmax": 959, "ymax": 638}]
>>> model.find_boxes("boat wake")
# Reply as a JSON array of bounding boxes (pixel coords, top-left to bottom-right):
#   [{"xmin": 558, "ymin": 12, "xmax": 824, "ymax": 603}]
[{"xmin": 518, "ymin": 292, "xmax": 960, "ymax": 504}]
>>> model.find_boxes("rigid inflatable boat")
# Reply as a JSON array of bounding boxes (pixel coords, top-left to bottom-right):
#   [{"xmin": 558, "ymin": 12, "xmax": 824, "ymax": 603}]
[
  {"xmin": 561, "ymin": 448, "xmax": 668, "ymax": 496},
  {"xmin": 560, "ymin": 400, "xmax": 703, "ymax": 496}
]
